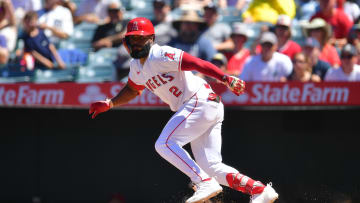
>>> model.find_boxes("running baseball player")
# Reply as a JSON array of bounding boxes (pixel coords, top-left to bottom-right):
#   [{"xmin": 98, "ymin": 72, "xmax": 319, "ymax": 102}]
[{"xmin": 89, "ymin": 17, "xmax": 278, "ymax": 203}]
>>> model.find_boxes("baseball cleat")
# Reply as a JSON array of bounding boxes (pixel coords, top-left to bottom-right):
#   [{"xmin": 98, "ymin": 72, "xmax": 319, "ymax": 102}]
[
  {"xmin": 250, "ymin": 183, "xmax": 278, "ymax": 203},
  {"xmin": 185, "ymin": 178, "xmax": 223, "ymax": 203}
]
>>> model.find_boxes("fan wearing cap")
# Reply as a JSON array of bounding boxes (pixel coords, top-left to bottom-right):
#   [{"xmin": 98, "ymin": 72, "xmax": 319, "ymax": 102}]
[
  {"xmin": 201, "ymin": 2, "xmax": 234, "ymax": 52},
  {"xmin": 274, "ymin": 15, "xmax": 301, "ymax": 59},
  {"xmin": 90, "ymin": 17, "xmax": 279, "ymax": 203},
  {"xmin": 304, "ymin": 17, "xmax": 341, "ymax": 68},
  {"xmin": 168, "ymin": 9, "xmax": 216, "ymax": 62},
  {"xmin": 226, "ymin": 22, "xmax": 251, "ymax": 76},
  {"xmin": 240, "ymin": 31, "xmax": 293, "ymax": 81},
  {"xmin": 251, "ymin": 15, "xmax": 301, "ymax": 60},
  {"xmin": 302, "ymin": 37, "xmax": 331, "ymax": 81},
  {"xmin": 91, "ymin": 2, "xmax": 127, "ymax": 51},
  {"xmin": 325, "ymin": 43, "xmax": 360, "ymax": 81},
  {"xmin": 310, "ymin": 0, "xmax": 353, "ymax": 48}
]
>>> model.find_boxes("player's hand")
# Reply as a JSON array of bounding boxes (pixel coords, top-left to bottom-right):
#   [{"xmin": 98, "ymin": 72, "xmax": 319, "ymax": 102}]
[
  {"xmin": 223, "ymin": 75, "xmax": 245, "ymax": 96},
  {"xmin": 89, "ymin": 99, "xmax": 112, "ymax": 119}
]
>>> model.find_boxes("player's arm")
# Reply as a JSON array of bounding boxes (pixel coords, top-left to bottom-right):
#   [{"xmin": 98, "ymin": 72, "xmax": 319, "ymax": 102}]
[
  {"xmin": 110, "ymin": 82, "xmax": 142, "ymax": 107},
  {"xmin": 180, "ymin": 52, "xmax": 245, "ymax": 96},
  {"xmin": 89, "ymin": 81, "xmax": 143, "ymax": 119}
]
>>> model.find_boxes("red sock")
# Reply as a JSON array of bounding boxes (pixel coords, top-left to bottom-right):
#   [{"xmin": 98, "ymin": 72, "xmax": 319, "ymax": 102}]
[{"xmin": 226, "ymin": 173, "xmax": 265, "ymax": 195}]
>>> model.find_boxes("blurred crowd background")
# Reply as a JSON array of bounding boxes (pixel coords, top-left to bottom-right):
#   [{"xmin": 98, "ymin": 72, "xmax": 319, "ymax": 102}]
[{"xmin": 1, "ymin": 0, "xmax": 360, "ymax": 84}]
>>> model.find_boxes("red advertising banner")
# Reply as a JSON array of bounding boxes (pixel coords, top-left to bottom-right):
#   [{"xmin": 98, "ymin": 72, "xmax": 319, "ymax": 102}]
[{"xmin": 0, "ymin": 82, "xmax": 359, "ymax": 108}]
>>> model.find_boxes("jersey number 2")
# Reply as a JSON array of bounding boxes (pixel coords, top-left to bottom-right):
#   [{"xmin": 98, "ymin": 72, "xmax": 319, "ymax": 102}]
[{"xmin": 169, "ymin": 86, "xmax": 182, "ymax": 97}]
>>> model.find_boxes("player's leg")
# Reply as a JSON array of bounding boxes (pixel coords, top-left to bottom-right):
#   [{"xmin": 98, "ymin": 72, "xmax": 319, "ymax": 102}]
[
  {"xmin": 190, "ymin": 103, "xmax": 278, "ymax": 202},
  {"xmin": 154, "ymin": 96, "xmax": 223, "ymax": 203},
  {"xmin": 154, "ymin": 95, "xmax": 221, "ymax": 183}
]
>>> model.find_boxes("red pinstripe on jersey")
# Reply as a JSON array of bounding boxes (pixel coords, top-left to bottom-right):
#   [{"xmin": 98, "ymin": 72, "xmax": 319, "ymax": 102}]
[{"xmin": 164, "ymin": 94, "xmax": 204, "ymax": 180}]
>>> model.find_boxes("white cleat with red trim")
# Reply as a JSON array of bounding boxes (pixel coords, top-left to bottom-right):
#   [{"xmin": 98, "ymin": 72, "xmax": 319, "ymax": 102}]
[
  {"xmin": 250, "ymin": 183, "xmax": 279, "ymax": 203},
  {"xmin": 185, "ymin": 178, "xmax": 223, "ymax": 203}
]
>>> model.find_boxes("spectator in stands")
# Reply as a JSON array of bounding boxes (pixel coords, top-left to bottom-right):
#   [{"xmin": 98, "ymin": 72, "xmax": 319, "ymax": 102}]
[
  {"xmin": 281, "ymin": 52, "xmax": 318, "ymax": 82},
  {"xmin": 0, "ymin": 0, "xmax": 17, "ymax": 52},
  {"xmin": 226, "ymin": 22, "xmax": 250, "ymax": 76},
  {"xmin": 241, "ymin": 0, "xmax": 296, "ymax": 24},
  {"xmin": 274, "ymin": 14, "xmax": 302, "ymax": 59},
  {"xmin": 342, "ymin": 0, "xmax": 360, "ymax": 22},
  {"xmin": 197, "ymin": 52, "xmax": 228, "ymax": 82},
  {"xmin": 169, "ymin": 9, "xmax": 216, "ymax": 61},
  {"xmin": 249, "ymin": 15, "xmax": 302, "ymax": 60},
  {"xmin": 60, "ymin": 0, "xmax": 77, "ymax": 20},
  {"xmin": 296, "ymin": 0, "xmax": 319, "ymax": 21},
  {"xmin": 325, "ymin": 43, "xmax": 360, "ymax": 80},
  {"xmin": 304, "ymin": 17, "xmax": 341, "ymax": 68},
  {"xmin": 240, "ymin": 31, "xmax": 293, "ymax": 81},
  {"xmin": 37, "ymin": 0, "xmax": 74, "ymax": 47},
  {"xmin": 74, "ymin": 0, "xmax": 122, "ymax": 25},
  {"xmin": 152, "ymin": 0, "xmax": 177, "ymax": 46},
  {"xmin": 0, "ymin": 34, "xmax": 9, "ymax": 65},
  {"xmin": 20, "ymin": 11, "xmax": 66, "ymax": 70},
  {"xmin": 91, "ymin": 2, "xmax": 127, "ymax": 51},
  {"xmin": 310, "ymin": 0, "xmax": 353, "ymax": 49},
  {"xmin": 202, "ymin": 2, "xmax": 234, "ymax": 52},
  {"xmin": 11, "ymin": 0, "xmax": 42, "ymax": 25},
  {"xmin": 302, "ymin": 37, "xmax": 331, "ymax": 81}
]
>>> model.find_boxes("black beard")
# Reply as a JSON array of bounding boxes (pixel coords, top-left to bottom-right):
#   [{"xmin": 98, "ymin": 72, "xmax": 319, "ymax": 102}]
[
  {"xmin": 130, "ymin": 42, "xmax": 151, "ymax": 59},
  {"xmin": 125, "ymin": 37, "xmax": 152, "ymax": 59}
]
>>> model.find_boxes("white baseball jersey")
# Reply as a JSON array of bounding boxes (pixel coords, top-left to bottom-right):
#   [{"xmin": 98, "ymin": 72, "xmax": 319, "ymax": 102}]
[
  {"xmin": 324, "ymin": 65, "xmax": 360, "ymax": 81},
  {"xmin": 128, "ymin": 44, "xmax": 207, "ymax": 112}
]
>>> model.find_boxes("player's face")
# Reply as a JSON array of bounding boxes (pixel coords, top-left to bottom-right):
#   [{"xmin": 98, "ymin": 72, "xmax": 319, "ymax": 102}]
[
  {"xmin": 128, "ymin": 35, "xmax": 153, "ymax": 50},
  {"xmin": 125, "ymin": 35, "xmax": 154, "ymax": 59}
]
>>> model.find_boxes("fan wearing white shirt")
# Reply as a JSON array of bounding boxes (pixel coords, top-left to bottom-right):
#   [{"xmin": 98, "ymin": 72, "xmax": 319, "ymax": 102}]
[
  {"xmin": 37, "ymin": 0, "xmax": 74, "ymax": 46},
  {"xmin": 325, "ymin": 43, "xmax": 360, "ymax": 81},
  {"xmin": 240, "ymin": 31, "xmax": 293, "ymax": 81}
]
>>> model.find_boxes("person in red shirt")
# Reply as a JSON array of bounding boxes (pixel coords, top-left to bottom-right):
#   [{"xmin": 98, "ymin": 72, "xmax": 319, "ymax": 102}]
[
  {"xmin": 250, "ymin": 15, "xmax": 301, "ymax": 59},
  {"xmin": 304, "ymin": 17, "xmax": 341, "ymax": 68},
  {"xmin": 310, "ymin": 0, "xmax": 353, "ymax": 49},
  {"xmin": 274, "ymin": 14, "xmax": 302, "ymax": 59},
  {"xmin": 226, "ymin": 22, "xmax": 250, "ymax": 76}
]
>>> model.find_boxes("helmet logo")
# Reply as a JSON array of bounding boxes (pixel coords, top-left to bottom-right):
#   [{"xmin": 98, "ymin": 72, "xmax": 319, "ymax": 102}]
[{"xmin": 131, "ymin": 21, "xmax": 139, "ymax": 31}]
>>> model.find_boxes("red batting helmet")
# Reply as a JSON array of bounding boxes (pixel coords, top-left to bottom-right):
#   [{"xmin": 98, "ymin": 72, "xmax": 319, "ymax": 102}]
[{"xmin": 125, "ymin": 17, "xmax": 155, "ymax": 37}]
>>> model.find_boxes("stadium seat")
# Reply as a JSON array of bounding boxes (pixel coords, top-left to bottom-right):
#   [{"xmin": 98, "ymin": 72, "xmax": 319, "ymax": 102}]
[
  {"xmin": 218, "ymin": 7, "xmax": 242, "ymax": 24},
  {"xmin": 33, "ymin": 67, "xmax": 77, "ymax": 83},
  {"xmin": 87, "ymin": 48, "xmax": 119, "ymax": 65},
  {"xmin": 75, "ymin": 64, "xmax": 117, "ymax": 83},
  {"xmin": 0, "ymin": 64, "xmax": 34, "ymax": 83}
]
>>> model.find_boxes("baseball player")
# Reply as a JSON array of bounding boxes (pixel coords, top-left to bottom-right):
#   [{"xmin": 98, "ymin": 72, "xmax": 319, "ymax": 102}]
[{"xmin": 89, "ymin": 17, "xmax": 278, "ymax": 203}]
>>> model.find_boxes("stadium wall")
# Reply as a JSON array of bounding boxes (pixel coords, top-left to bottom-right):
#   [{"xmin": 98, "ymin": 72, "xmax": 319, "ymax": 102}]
[{"xmin": 0, "ymin": 108, "xmax": 359, "ymax": 203}]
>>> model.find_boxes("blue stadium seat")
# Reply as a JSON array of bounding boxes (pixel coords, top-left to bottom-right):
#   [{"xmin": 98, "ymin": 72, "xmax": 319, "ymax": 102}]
[
  {"xmin": 75, "ymin": 64, "xmax": 117, "ymax": 83},
  {"xmin": 33, "ymin": 67, "xmax": 77, "ymax": 83},
  {"xmin": 0, "ymin": 64, "xmax": 34, "ymax": 83},
  {"xmin": 87, "ymin": 48, "xmax": 119, "ymax": 65}
]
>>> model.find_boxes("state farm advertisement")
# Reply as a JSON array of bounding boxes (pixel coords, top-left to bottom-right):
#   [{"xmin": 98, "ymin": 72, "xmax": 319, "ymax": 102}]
[{"xmin": 0, "ymin": 82, "xmax": 359, "ymax": 108}]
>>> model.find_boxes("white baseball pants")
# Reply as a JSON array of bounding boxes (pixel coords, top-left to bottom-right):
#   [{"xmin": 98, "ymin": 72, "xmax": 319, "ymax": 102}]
[{"xmin": 155, "ymin": 86, "xmax": 239, "ymax": 186}]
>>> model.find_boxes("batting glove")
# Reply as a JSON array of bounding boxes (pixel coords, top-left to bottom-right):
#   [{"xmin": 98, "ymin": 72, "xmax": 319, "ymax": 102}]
[
  {"xmin": 223, "ymin": 75, "xmax": 246, "ymax": 96},
  {"xmin": 89, "ymin": 99, "xmax": 112, "ymax": 119}
]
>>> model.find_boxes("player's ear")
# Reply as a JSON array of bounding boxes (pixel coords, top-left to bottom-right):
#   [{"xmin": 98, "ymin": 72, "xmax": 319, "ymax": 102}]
[{"xmin": 123, "ymin": 38, "xmax": 131, "ymax": 55}]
